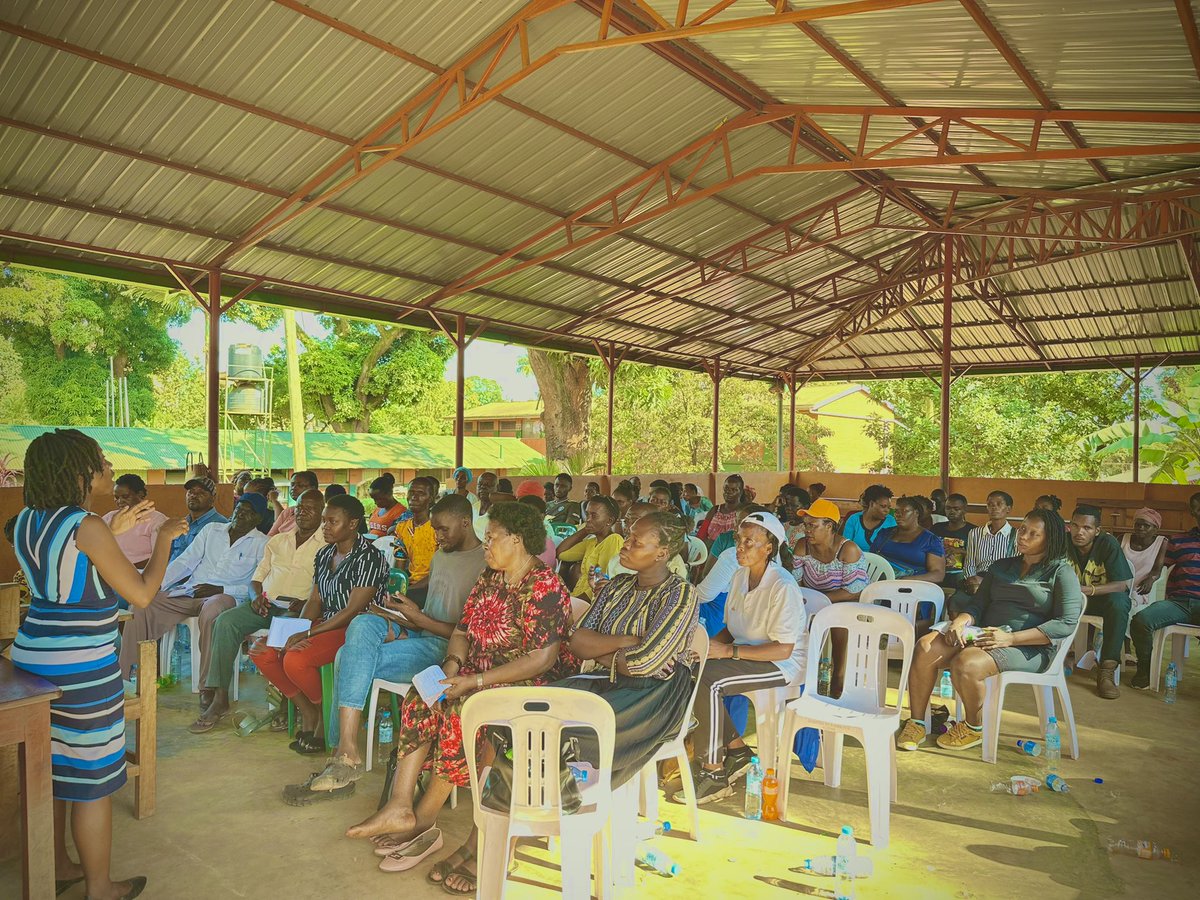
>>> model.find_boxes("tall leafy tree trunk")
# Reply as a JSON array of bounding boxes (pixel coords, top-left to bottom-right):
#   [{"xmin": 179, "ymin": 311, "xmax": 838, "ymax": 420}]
[{"xmin": 527, "ymin": 350, "xmax": 593, "ymax": 461}]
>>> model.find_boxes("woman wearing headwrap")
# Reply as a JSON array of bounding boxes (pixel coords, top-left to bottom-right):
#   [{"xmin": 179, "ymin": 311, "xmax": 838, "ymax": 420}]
[
  {"xmin": 1122, "ymin": 507, "xmax": 1167, "ymax": 613},
  {"xmin": 451, "ymin": 467, "xmax": 479, "ymax": 510}
]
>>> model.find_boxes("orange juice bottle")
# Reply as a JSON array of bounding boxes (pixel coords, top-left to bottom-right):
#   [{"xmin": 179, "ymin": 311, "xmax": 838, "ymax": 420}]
[{"xmin": 762, "ymin": 768, "xmax": 779, "ymax": 821}]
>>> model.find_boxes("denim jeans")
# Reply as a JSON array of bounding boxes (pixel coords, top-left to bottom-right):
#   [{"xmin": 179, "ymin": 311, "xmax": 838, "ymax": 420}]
[
  {"xmin": 330, "ymin": 614, "xmax": 447, "ymax": 745},
  {"xmin": 1131, "ymin": 597, "xmax": 1200, "ymax": 672}
]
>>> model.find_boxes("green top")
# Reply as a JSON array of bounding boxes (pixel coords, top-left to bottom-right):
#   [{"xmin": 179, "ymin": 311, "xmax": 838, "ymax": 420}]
[
  {"xmin": 956, "ymin": 555, "xmax": 1083, "ymax": 644},
  {"xmin": 1067, "ymin": 532, "xmax": 1132, "ymax": 590}
]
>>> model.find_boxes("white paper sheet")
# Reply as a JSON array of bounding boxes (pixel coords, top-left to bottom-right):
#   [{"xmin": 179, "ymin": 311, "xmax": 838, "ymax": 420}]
[
  {"xmin": 412, "ymin": 664, "xmax": 448, "ymax": 707},
  {"xmin": 266, "ymin": 617, "xmax": 312, "ymax": 649}
]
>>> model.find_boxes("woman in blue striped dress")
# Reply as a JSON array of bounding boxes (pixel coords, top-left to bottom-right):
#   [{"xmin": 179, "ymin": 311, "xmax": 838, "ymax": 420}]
[{"xmin": 12, "ymin": 429, "xmax": 185, "ymax": 900}]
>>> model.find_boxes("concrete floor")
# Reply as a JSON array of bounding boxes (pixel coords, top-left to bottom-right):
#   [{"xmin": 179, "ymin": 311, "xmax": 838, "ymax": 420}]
[{"xmin": 4, "ymin": 647, "xmax": 1199, "ymax": 900}]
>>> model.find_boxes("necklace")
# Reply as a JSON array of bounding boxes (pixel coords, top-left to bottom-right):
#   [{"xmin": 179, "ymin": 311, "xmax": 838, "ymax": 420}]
[{"xmin": 503, "ymin": 555, "xmax": 535, "ymax": 586}]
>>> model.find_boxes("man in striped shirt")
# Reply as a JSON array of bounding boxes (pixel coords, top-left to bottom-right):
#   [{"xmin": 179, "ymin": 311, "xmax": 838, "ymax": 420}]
[
  {"xmin": 958, "ymin": 491, "xmax": 1017, "ymax": 595},
  {"xmin": 1130, "ymin": 491, "xmax": 1200, "ymax": 689}
]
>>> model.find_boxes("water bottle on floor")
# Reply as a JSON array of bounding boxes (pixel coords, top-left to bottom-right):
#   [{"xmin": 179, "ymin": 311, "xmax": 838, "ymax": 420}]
[
  {"xmin": 378, "ymin": 710, "xmax": 394, "ymax": 747},
  {"xmin": 939, "ymin": 670, "xmax": 954, "ymax": 700},
  {"xmin": 835, "ymin": 825, "xmax": 858, "ymax": 900},
  {"xmin": 1044, "ymin": 716, "xmax": 1061, "ymax": 775},
  {"xmin": 632, "ymin": 820, "xmax": 671, "ymax": 842},
  {"xmin": 743, "ymin": 756, "xmax": 764, "ymax": 820},
  {"xmin": 1164, "ymin": 662, "xmax": 1179, "ymax": 704},
  {"xmin": 635, "ymin": 845, "xmax": 680, "ymax": 876},
  {"xmin": 1045, "ymin": 774, "xmax": 1070, "ymax": 793},
  {"xmin": 1015, "ymin": 739, "xmax": 1042, "ymax": 757},
  {"xmin": 1107, "ymin": 839, "xmax": 1173, "ymax": 861},
  {"xmin": 796, "ymin": 855, "xmax": 873, "ymax": 878},
  {"xmin": 1093, "ymin": 627, "xmax": 1104, "ymax": 659}
]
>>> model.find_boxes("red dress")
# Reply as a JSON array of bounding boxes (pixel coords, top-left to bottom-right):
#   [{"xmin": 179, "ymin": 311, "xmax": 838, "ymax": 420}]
[{"xmin": 395, "ymin": 564, "xmax": 578, "ymax": 786}]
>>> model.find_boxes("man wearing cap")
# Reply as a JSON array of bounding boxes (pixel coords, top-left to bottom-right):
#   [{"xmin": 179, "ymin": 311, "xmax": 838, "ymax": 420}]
[
  {"xmin": 172, "ymin": 476, "xmax": 228, "ymax": 559},
  {"xmin": 118, "ymin": 493, "xmax": 270, "ymax": 686},
  {"xmin": 1067, "ymin": 504, "xmax": 1133, "ymax": 700}
]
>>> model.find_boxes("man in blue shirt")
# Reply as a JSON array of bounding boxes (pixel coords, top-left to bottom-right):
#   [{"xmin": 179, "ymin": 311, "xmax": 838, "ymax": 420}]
[{"xmin": 172, "ymin": 476, "xmax": 228, "ymax": 560}]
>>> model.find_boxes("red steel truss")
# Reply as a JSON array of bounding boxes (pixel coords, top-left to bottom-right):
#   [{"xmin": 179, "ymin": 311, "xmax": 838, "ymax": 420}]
[{"xmin": 419, "ymin": 105, "xmax": 1200, "ymax": 306}]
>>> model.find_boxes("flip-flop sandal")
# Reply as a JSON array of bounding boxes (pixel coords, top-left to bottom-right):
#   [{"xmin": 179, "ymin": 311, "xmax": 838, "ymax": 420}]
[
  {"xmin": 427, "ymin": 847, "xmax": 472, "ymax": 885},
  {"xmin": 310, "ymin": 755, "xmax": 364, "ymax": 791},
  {"xmin": 441, "ymin": 860, "xmax": 477, "ymax": 896},
  {"xmin": 379, "ymin": 828, "xmax": 444, "ymax": 872},
  {"xmin": 281, "ymin": 772, "xmax": 356, "ymax": 807},
  {"xmin": 374, "ymin": 826, "xmax": 435, "ymax": 857},
  {"xmin": 290, "ymin": 732, "xmax": 325, "ymax": 754},
  {"xmin": 188, "ymin": 712, "xmax": 228, "ymax": 734}
]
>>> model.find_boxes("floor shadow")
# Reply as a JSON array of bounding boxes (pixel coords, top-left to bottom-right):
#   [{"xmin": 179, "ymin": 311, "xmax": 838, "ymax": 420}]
[
  {"xmin": 967, "ymin": 842, "xmax": 1124, "ymax": 897},
  {"xmin": 753, "ymin": 875, "xmax": 836, "ymax": 896}
]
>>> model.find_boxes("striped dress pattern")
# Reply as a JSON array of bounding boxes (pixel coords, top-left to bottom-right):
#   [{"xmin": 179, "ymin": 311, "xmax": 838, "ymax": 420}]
[{"xmin": 11, "ymin": 506, "xmax": 127, "ymax": 802}]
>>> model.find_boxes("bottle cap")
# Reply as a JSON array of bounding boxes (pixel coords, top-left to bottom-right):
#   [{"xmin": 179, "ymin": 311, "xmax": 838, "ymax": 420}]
[
  {"xmin": 661, "ymin": 821, "xmax": 671, "ymax": 832},
  {"xmin": 1048, "ymin": 716, "xmax": 1057, "ymax": 723},
  {"xmin": 750, "ymin": 755, "xmax": 759, "ymax": 764},
  {"xmin": 1092, "ymin": 778, "xmax": 1104, "ymax": 784},
  {"xmin": 841, "ymin": 825, "xmax": 853, "ymax": 836}
]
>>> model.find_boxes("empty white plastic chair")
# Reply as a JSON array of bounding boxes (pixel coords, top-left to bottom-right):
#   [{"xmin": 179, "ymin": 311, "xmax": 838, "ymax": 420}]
[
  {"xmin": 462, "ymin": 688, "xmax": 616, "ymax": 900},
  {"xmin": 638, "ymin": 626, "xmax": 712, "ymax": 840},
  {"xmin": 776, "ymin": 603, "xmax": 914, "ymax": 849},
  {"xmin": 981, "ymin": 620, "xmax": 1082, "ymax": 764},
  {"xmin": 1149, "ymin": 623, "xmax": 1199, "ymax": 693},
  {"xmin": 861, "ymin": 552, "xmax": 896, "ymax": 583},
  {"xmin": 862, "ymin": 581, "xmax": 944, "ymax": 716}
]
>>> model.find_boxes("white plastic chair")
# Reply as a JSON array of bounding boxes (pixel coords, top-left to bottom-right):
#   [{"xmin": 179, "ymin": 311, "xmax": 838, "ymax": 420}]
[
  {"xmin": 799, "ymin": 587, "xmax": 832, "ymax": 621},
  {"xmin": 571, "ymin": 596, "xmax": 591, "ymax": 626},
  {"xmin": 462, "ymin": 688, "xmax": 617, "ymax": 900},
  {"xmin": 160, "ymin": 615, "xmax": 240, "ymax": 701},
  {"xmin": 685, "ymin": 535, "xmax": 708, "ymax": 577},
  {"xmin": 365, "ymin": 679, "xmax": 410, "ymax": 773},
  {"xmin": 981, "ymin": 620, "xmax": 1082, "ymax": 764},
  {"xmin": 1149, "ymin": 624, "xmax": 1199, "ymax": 693},
  {"xmin": 862, "ymin": 581, "xmax": 944, "ymax": 718},
  {"xmin": 861, "ymin": 552, "xmax": 896, "ymax": 583},
  {"xmin": 638, "ymin": 626, "xmax": 710, "ymax": 840},
  {"xmin": 776, "ymin": 603, "xmax": 914, "ymax": 849}
]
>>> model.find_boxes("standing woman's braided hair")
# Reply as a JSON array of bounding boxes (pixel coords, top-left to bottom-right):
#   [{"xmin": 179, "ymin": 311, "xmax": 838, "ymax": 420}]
[{"xmin": 23, "ymin": 428, "xmax": 106, "ymax": 510}]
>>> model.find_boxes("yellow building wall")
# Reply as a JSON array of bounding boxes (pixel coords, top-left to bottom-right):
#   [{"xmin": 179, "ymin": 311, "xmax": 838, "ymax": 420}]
[{"xmin": 812, "ymin": 390, "xmax": 894, "ymax": 473}]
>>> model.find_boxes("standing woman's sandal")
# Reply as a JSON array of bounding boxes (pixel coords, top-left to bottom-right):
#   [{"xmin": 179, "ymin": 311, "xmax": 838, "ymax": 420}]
[{"xmin": 86, "ymin": 876, "xmax": 147, "ymax": 900}]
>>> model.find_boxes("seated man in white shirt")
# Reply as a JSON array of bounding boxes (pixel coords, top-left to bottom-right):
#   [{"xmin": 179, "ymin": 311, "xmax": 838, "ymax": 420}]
[
  {"xmin": 189, "ymin": 489, "xmax": 327, "ymax": 733},
  {"xmin": 118, "ymin": 492, "xmax": 270, "ymax": 688}
]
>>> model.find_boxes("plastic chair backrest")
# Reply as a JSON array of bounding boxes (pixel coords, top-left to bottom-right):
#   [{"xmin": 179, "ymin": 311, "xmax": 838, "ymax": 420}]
[
  {"xmin": 803, "ymin": 602, "xmax": 914, "ymax": 714},
  {"xmin": 685, "ymin": 536, "xmax": 709, "ymax": 567},
  {"xmin": 461, "ymin": 687, "xmax": 615, "ymax": 818},
  {"xmin": 861, "ymin": 552, "xmax": 896, "ymax": 583},
  {"xmin": 570, "ymin": 596, "xmax": 591, "ymax": 626},
  {"xmin": 799, "ymin": 588, "xmax": 832, "ymax": 629},
  {"xmin": 665, "ymin": 626, "xmax": 712, "ymax": 748},
  {"xmin": 860, "ymin": 580, "xmax": 944, "ymax": 624},
  {"xmin": 1150, "ymin": 565, "xmax": 1174, "ymax": 605}
]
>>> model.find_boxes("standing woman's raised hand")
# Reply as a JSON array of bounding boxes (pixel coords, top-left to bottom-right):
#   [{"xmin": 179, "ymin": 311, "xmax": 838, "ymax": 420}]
[{"xmin": 108, "ymin": 499, "xmax": 157, "ymax": 536}]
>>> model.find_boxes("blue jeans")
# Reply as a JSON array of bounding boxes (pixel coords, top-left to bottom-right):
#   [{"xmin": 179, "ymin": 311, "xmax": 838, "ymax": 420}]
[{"xmin": 329, "ymin": 614, "xmax": 447, "ymax": 745}]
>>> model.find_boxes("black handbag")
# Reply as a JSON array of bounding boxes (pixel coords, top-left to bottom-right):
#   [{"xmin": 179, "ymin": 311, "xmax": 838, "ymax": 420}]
[{"xmin": 480, "ymin": 728, "xmax": 584, "ymax": 815}]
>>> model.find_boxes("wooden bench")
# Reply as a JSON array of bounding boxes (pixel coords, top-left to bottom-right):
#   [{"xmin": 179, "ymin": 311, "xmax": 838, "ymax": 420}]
[
  {"xmin": 1077, "ymin": 497, "xmax": 1190, "ymax": 533},
  {"xmin": 124, "ymin": 639, "xmax": 158, "ymax": 819},
  {"xmin": 0, "ymin": 657, "xmax": 60, "ymax": 900}
]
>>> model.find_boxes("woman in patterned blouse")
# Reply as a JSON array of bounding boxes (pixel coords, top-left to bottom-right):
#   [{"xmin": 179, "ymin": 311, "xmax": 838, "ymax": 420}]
[
  {"xmin": 346, "ymin": 501, "xmax": 577, "ymax": 891},
  {"xmin": 558, "ymin": 511, "xmax": 700, "ymax": 787}
]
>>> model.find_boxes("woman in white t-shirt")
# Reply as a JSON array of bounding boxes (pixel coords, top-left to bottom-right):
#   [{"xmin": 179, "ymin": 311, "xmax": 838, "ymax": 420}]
[{"xmin": 686, "ymin": 511, "xmax": 806, "ymax": 805}]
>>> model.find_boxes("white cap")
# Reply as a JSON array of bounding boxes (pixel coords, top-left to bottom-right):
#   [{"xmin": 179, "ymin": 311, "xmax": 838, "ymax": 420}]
[{"xmin": 740, "ymin": 511, "xmax": 787, "ymax": 549}]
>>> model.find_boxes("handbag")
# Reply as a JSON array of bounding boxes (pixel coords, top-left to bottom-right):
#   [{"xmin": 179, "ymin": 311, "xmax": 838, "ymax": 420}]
[{"xmin": 480, "ymin": 728, "xmax": 584, "ymax": 815}]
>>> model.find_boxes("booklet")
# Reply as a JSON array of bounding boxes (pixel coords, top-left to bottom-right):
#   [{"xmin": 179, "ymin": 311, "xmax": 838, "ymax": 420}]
[
  {"xmin": 412, "ymin": 664, "xmax": 449, "ymax": 707},
  {"xmin": 266, "ymin": 617, "xmax": 312, "ymax": 649}
]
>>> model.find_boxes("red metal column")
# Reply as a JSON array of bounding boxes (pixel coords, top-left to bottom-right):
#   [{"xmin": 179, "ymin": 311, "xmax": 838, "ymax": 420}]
[
  {"xmin": 940, "ymin": 238, "xmax": 953, "ymax": 490},
  {"xmin": 789, "ymin": 375, "xmax": 797, "ymax": 474},
  {"xmin": 607, "ymin": 346, "xmax": 616, "ymax": 475},
  {"xmin": 709, "ymin": 360, "xmax": 723, "ymax": 476},
  {"xmin": 455, "ymin": 313, "xmax": 466, "ymax": 469},
  {"xmin": 207, "ymin": 269, "xmax": 221, "ymax": 480},
  {"xmin": 1132, "ymin": 354, "xmax": 1142, "ymax": 483}
]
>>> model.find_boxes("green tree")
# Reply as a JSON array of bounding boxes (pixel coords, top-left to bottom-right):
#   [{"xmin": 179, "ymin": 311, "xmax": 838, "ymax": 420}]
[
  {"xmin": 864, "ymin": 372, "xmax": 1133, "ymax": 479},
  {"xmin": 373, "ymin": 376, "xmax": 505, "ymax": 435},
  {"xmin": 149, "ymin": 355, "xmax": 208, "ymax": 429},
  {"xmin": 0, "ymin": 268, "xmax": 191, "ymax": 425}
]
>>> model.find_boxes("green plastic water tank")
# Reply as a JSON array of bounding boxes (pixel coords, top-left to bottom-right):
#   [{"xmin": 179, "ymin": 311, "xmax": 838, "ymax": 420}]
[
  {"xmin": 227, "ymin": 384, "xmax": 265, "ymax": 415},
  {"xmin": 228, "ymin": 343, "xmax": 264, "ymax": 380}
]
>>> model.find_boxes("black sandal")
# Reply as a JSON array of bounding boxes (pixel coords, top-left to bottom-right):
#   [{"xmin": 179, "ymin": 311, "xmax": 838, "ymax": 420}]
[
  {"xmin": 442, "ymin": 858, "xmax": 477, "ymax": 896},
  {"xmin": 427, "ymin": 846, "xmax": 472, "ymax": 885},
  {"xmin": 289, "ymin": 731, "xmax": 324, "ymax": 754}
]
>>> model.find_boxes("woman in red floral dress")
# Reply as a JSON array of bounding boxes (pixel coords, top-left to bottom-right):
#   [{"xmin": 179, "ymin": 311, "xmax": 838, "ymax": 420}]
[{"xmin": 346, "ymin": 501, "xmax": 577, "ymax": 889}]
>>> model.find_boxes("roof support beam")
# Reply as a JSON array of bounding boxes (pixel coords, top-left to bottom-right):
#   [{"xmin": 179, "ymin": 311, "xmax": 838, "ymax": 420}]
[
  {"xmin": 1177, "ymin": 0, "xmax": 1200, "ymax": 84},
  {"xmin": 419, "ymin": 104, "xmax": 1200, "ymax": 305}
]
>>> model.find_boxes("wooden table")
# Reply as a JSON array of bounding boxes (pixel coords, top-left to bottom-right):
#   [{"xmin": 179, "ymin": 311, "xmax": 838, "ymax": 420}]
[{"xmin": 0, "ymin": 658, "xmax": 61, "ymax": 900}]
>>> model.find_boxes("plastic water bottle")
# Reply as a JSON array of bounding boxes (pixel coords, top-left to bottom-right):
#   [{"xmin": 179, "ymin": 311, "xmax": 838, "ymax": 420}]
[
  {"xmin": 1044, "ymin": 716, "xmax": 1061, "ymax": 775},
  {"xmin": 1045, "ymin": 774, "xmax": 1070, "ymax": 793},
  {"xmin": 835, "ymin": 825, "xmax": 858, "ymax": 900},
  {"xmin": 743, "ymin": 756, "xmax": 764, "ymax": 820},
  {"xmin": 387, "ymin": 566, "xmax": 408, "ymax": 597},
  {"xmin": 635, "ymin": 845, "xmax": 680, "ymax": 876},
  {"xmin": 939, "ymin": 670, "xmax": 954, "ymax": 700},
  {"xmin": 818, "ymin": 655, "xmax": 832, "ymax": 696},
  {"xmin": 1164, "ymin": 662, "xmax": 1179, "ymax": 704},
  {"xmin": 632, "ymin": 820, "xmax": 671, "ymax": 842},
  {"xmin": 378, "ymin": 710, "xmax": 394, "ymax": 746},
  {"xmin": 1107, "ymin": 839, "xmax": 1173, "ymax": 861},
  {"xmin": 990, "ymin": 776, "xmax": 1040, "ymax": 795},
  {"xmin": 762, "ymin": 768, "xmax": 779, "ymax": 821},
  {"xmin": 1015, "ymin": 739, "xmax": 1043, "ymax": 757},
  {"xmin": 795, "ymin": 855, "xmax": 873, "ymax": 878},
  {"xmin": 170, "ymin": 634, "xmax": 186, "ymax": 686},
  {"xmin": 127, "ymin": 664, "xmax": 138, "ymax": 696},
  {"xmin": 1093, "ymin": 627, "xmax": 1104, "ymax": 658}
]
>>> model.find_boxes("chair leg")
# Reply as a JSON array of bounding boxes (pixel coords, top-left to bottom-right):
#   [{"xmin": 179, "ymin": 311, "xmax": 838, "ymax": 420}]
[
  {"xmin": 863, "ymin": 732, "xmax": 891, "ymax": 850},
  {"xmin": 889, "ymin": 741, "xmax": 898, "ymax": 803},
  {"xmin": 1151, "ymin": 629, "xmax": 1168, "ymax": 692},
  {"xmin": 591, "ymin": 827, "xmax": 613, "ymax": 900},
  {"xmin": 638, "ymin": 761, "xmax": 658, "ymax": 821},
  {"xmin": 1172, "ymin": 633, "xmax": 1187, "ymax": 683},
  {"xmin": 365, "ymin": 684, "xmax": 380, "ymax": 772},
  {"xmin": 1032, "ymin": 684, "xmax": 1052, "ymax": 734},
  {"xmin": 677, "ymin": 751, "xmax": 700, "ymax": 840},
  {"xmin": 320, "ymin": 664, "xmax": 335, "ymax": 749},
  {"xmin": 1055, "ymin": 680, "xmax": 1080, "ymax": 760},
  {"xmin": 755, "ymin": 706, "xmax": 777, "ymax": 778},
  {"xmin": 230, "ymin": 647, "xmax": 240, "ymax": 702},
  {"xmin": 776, "ymin": 712, "xmax": 794, "ymax": 824},
  {"xmin": 189, "ymin": 621, "xmax": 201, "ymax": 694},
  {"xmin": 476, "ymin": 821, "xmax": 511, "ymax": 900},
  {"xmin": 559, "ymin": 829, "xmax": 597, "ymax": 900},
  {"xmin": 823, "ymin": 731, "xmax": 844, "ymax": 789},
  {"xmin": 981, "ymin": 678, "xmax": 1006, "ymax": 764}
]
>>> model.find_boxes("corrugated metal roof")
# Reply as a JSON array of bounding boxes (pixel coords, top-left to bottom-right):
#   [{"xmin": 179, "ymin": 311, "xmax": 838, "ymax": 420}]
[{"xmin": 0, "ymin": 0, "xmax": 1196, "ymax": 382}]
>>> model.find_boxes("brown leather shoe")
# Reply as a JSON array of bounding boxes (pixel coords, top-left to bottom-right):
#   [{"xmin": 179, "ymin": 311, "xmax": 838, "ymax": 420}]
[{"xmin": 1096, "ymin": 660, "xmax": 1121, "ymax": 699}]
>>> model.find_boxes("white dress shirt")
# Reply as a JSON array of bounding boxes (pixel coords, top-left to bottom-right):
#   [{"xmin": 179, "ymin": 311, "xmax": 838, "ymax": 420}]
[
  {"xmin": 161, "ymin": 522, "xmax": 269, "ymax": 602},
  {"xmin": 254, "ymin": 528, "xmax": 328, "ymax": 606}
]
